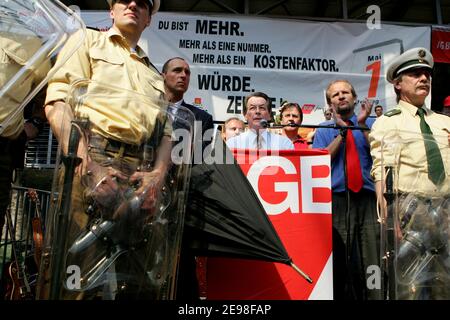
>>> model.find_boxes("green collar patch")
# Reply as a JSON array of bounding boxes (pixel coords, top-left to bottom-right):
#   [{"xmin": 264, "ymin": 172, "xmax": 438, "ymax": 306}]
[{"xmin": 384, "ymin": 109, "xmax": 401, "ymax": 117}]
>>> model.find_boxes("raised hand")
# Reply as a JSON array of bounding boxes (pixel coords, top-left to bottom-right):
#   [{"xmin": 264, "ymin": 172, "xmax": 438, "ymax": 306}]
[
  {"xmin": 330, "ymin": 105, "xmax": 347, "ymax": 127},
  {"xmin": 357, "ymin": 98, "xmax": 373, "ymax": 125}
]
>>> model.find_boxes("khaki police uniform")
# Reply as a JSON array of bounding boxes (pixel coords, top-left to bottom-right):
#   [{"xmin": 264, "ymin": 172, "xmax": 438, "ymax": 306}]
[
  {"xmin": 41, "ymin": 27, "xmax": 171, "ymax": 299},
  {"xmin": 370, "ymin": 100, "xmax": 450, "ymax": 196},
  {"xmin": 0, "ymin": 31, "xmax": 50, "ymax": 238},
  {"xmin": 45, "ymin": 28, "xmax": 169, "ymax": 144},
  {"xmin": 369, "ymin": 47, "xmax": 450, "ymax": 300},
  {"xmin": 1, "ymin": 32, "xmax": 50, "ymax": 138}
]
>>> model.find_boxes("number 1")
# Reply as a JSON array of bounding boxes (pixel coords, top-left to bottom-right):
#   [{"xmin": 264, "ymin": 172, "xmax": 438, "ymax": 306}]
[{"xmin": 366, "ymin": 60, "xmax": 381, "ymax": 98}]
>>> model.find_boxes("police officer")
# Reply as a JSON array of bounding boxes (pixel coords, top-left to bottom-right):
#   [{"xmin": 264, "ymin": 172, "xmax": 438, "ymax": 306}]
[
  {"xmin": 41, "ymin": 0, "xmax": 177, "ymax": 299},
  {"xmin": 0, "ymin": 32, "xmax": 50, "ymax": 240},
  {"xmin": 369, "ymin": 47, "xmax": 450, "ymax": 299}
]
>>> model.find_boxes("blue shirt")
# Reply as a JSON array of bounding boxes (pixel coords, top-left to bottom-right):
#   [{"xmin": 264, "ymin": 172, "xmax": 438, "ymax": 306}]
[{"xmin": 312, "ymin": 114, "xmax": 375, "ymax": 192}]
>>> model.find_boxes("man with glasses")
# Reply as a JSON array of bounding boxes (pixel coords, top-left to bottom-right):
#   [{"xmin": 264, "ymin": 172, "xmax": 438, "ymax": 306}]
[{"xmin": 226, "ymin": 92, "xmax": 293, "ymax": 150}]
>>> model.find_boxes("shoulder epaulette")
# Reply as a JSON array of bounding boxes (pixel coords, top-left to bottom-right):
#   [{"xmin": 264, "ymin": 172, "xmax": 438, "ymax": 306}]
[{"xmin": 384, "ymin": 109, "xmax": 401, "ymax": 117}]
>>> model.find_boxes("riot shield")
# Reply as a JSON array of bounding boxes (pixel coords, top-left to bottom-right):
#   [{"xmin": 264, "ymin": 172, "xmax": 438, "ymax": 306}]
[
  {"xmin": 0, "ymin": 0, "xmax": 85, "ymax": 137},
  {"xmin": 37, "ymin": 79, "xmax": 195, "ymax": 300},
  {"xmin": 379, "ymin": 130, "xmax": 449, "ymax": 300}
]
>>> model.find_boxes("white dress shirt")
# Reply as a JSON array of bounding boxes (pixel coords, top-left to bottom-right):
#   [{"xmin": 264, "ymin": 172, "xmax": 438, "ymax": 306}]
[{"xmin": 226, "ymin": 129, "xmax": 294, "ymax": 150}]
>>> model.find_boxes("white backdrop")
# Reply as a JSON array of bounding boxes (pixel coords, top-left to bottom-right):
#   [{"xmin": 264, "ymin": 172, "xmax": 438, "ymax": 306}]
[{"xmin": 82, "ymin": 11, "xmax": 431, "ymax": 124}]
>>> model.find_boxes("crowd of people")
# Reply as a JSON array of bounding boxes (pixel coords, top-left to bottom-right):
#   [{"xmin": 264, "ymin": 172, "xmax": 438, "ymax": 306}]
[{"xmin": 1, "ymin": 0, "xmax": 449, "ymax": 300}]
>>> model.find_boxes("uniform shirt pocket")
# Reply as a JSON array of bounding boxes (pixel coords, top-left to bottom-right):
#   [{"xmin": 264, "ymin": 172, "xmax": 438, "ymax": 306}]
[
  {"xmin": 0, "ymin": 49, "xmax": 33, "ymax": 103},
  {"xmin": 89, "ymin": 47, "xmax": 124, "ymax": 82}
]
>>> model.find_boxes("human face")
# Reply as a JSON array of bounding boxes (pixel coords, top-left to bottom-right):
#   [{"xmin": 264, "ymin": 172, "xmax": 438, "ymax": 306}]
[
  {"xmin": 327, "ymin": 81, "xmax": 356, "ymax": 116},
  {"xmin": 163, "ymin": 58, "xmax": 191, "ymax": 97},
  {"xmin": 281, "ymin": 106, "xmax": 301, "ymax": 132},
  {"xmin": 324, "ymin": 110, "xmax": 332, "ymax": 120},
  {"xmin": 224, "ymin": 119, "xmax": 245, "ymax": 140},
  {"xmin": 375, "ymin": 107, "xmax": 383, "ymax": 117},
  {"xmin": 395, "ymin": 68, "xmax": 431, "ymax": 107},
  {"xmin": 244, "ymin": 96, "xmax": 270, "ymax": 130},
  {"xmin": 110, "ymin": 0, "xmax": 151, "ymax": 34}
]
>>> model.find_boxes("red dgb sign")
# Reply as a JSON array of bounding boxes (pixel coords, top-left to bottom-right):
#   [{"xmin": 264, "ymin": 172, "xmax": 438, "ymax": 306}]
[
  {"xmin": 206, "ymin": 149, "xmax": 333, "ymax": 300},
  {"xmin": 432, "ymin": 28, "xmax": 450, "ymax": 64}
]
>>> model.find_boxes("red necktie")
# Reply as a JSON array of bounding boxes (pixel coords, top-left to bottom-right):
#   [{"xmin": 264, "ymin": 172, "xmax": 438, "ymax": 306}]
[{"xmin": 345, "ymin": 122, "xmax": 363, "ymax": 192}]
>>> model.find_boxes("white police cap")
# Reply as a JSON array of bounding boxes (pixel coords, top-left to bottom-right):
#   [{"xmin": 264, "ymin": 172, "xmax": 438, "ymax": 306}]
[
  {"xmin": 107, "ymin": 0, "xmax": 160, "ymax": 15},
  {"xmin": 386, "ymin": 47, "xmax": 433, "ymax": 83}
]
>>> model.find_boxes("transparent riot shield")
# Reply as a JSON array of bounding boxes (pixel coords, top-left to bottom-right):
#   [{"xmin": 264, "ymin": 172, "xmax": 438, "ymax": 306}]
[
  {"xmin": 0, "ymin": 0, "xmax": 85, "ymax": 137},
  {"xmin": 37, "ymin": 79, "xmax": 195, "ymax": 300},
  {"xmin": 379, "ymin": 130, "xmax": 449, "ymax": 300}
]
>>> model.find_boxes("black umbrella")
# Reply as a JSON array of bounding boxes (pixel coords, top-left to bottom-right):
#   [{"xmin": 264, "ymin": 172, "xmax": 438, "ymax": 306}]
[{"xmin": 183, "ymin": 133, "xmax": 312, "ymax": 283}]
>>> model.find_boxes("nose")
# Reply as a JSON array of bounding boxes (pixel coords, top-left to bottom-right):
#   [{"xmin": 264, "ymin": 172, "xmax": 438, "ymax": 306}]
[
  {"xmin": 127, "ymin": 1, "xmax": 138, "ymax": 9},
  {"xmin": 419, "ymin": 72, "xmax": 430, "ymax": 81}
]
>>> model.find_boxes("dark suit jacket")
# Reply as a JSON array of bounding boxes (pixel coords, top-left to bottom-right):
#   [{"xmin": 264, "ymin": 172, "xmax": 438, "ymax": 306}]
[
  {"xmin": 181, "ymin": 101, "xmax": 214, "ymax": 152},
  {"xmin": 175, "ymin": 101, "xmax": 214, "ymax": 300}
]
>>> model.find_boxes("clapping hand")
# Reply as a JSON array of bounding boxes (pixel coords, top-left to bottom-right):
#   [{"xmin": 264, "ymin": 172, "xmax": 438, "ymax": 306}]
[
  {"xmin": 357, "ymin": 98, "xmax": 373, "ymax": 125},
  {"xmin": 330, "ymin": 105, "xmax": 347, "ymax": 127}
]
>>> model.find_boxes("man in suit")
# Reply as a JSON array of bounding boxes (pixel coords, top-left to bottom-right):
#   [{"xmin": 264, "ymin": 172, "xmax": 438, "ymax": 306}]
[
  {"xmin": 162, "ymin": 57, "xmax": 214, "ymax": 300},
  {"xmin": 226, "ymin": 92, "xmax": 293, "ymax": 150},
  {"xmin": 162, "ymin": 57, "xmax": 214, "ymax": 154}
]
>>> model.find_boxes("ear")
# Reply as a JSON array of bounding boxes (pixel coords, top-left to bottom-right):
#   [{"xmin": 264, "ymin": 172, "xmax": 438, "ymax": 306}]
[
  {"xmin": 145, "ymin": 15, "xmax": 152, "ymax": 27},
  {"xmin": 109, "ymin": 9, "xmax": 114, "ymax": 20},
  {"xmin": 394, "ymin": 80, "xmax": 402, "ymax": 91}
]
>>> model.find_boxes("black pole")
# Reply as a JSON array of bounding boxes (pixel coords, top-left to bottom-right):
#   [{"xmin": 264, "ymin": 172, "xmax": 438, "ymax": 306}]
[
  {"xmin": 264, "ymin": 122, "xmax": 370, "ymax": 132},
  {"xmin": 383, "ymin": 166, "xmax": 396, "ymax": 300},
  {"xmin": 48, "ymin": 120, "xmax": 84, "ymax": 299},
  {"xmin": 338, "ymin": 127, "xmax": 356, "ymax": 299}
]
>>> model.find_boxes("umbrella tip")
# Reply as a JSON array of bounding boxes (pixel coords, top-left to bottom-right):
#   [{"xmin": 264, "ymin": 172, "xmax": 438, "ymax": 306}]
[{"xmin": 290, "ymin": 262, "xmax": 313, "ymax": 284}]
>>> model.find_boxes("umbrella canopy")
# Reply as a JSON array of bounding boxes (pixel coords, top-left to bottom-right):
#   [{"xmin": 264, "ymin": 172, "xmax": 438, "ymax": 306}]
[{"xmin": 184, "ymin": 133, "xmax": 291, "ymax": 265}]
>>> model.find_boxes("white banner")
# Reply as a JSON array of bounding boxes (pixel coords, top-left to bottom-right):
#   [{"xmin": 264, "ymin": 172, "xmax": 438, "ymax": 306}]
[{"xmin": 81, "ymin": 11, "xmax": 430, "ymax": 124}]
